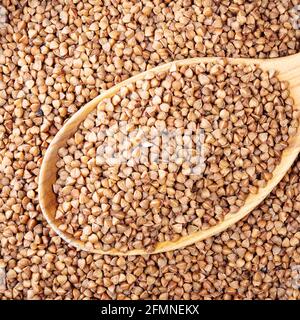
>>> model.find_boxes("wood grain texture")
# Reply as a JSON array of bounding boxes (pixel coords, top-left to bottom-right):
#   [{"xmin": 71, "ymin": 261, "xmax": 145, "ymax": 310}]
[{"xmin": 38, "ymin": 53, "xmax": 300, "ymax": 256}]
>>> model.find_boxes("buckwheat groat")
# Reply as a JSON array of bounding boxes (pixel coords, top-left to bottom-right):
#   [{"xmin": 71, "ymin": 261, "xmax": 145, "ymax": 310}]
[{"xmin": 0, "ymin": 0, "xmax": 299, "ymax": 300}]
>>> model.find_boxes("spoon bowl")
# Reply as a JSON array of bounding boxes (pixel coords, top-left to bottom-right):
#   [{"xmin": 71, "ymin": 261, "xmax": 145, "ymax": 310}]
[{"xmin": 38, "ymin": 53, "xmax": 300, "ymax": 255}]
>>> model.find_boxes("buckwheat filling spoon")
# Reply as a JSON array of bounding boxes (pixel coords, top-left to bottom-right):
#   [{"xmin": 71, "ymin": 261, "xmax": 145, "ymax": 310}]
[{"xmin": 38, "ymin": 53, "xmax": 300, "ymax": 256}]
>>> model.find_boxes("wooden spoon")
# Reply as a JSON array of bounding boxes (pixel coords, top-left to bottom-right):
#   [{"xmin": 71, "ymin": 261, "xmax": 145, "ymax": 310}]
[{"xmin": 38, "ymin": 53, "xmax": 300, "ymax": 256}]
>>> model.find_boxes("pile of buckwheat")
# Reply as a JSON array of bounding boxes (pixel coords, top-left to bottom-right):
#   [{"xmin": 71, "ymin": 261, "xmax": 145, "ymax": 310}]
[
  {"xmin": 0, "ymin": 0, "xmax": 299, "ymax": 299},
  {"xmin": 53, "ymin": 62, "xmax": 297, "ymax": 252}
]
